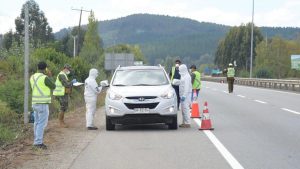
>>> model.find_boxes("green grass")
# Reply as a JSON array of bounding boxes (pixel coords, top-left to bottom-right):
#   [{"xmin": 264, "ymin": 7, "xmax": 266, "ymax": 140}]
[{"xmin": 0, "ymin": 124, "xmax": 16, "ymax": 146}]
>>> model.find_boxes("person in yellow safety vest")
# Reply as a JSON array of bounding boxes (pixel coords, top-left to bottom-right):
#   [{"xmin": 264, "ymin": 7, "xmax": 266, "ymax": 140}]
[
  {"xmin": 30, "ymin": 61, "xmax": 56, "ymax": 149},
  {"xmin": 53, "ymin": 64, "xmax": 77, "ymax": 128},
  {"xmin": 189, "ymin": 65, "xmax": 201, "ymax": 100},
  {"xmin": 225, "ymin": 63, "xmax": 235, "ymax": 93},
  {"xmin": 169, "ymin": 59, "xmax": 181, "ymax": 109}
]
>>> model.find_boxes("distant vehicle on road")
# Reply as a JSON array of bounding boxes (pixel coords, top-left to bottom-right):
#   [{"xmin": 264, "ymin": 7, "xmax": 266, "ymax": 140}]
[
  {"xmin": 104, "ymin": 65, "xmax": 178, "ymax": 130},
  {"xmin": 211, "ymin": 68, "xmax": 223, "ymax": 77}
]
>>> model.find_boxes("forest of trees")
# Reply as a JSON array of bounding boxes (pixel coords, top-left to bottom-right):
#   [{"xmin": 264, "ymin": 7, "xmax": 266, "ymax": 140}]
[{"xmin": 55, "ymin": 14, "xmax": 300, "ymax": 71}]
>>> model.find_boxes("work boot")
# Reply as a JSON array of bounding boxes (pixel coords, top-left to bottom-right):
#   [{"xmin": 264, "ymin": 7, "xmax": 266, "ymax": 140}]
[
  {"xmin": 33, "ymin": 143, "xmax": 47, "ymax": 150},
  {"xmin": 179, "ymin": 124, "xmax": 191, "ymax": 128},
  {"xmin": 58, "ymin": 112, "xmax": 68, "ymax": 128},
  {"xmin": 87, "ymin": 126, "xmax": 98, "ymax": 130}
]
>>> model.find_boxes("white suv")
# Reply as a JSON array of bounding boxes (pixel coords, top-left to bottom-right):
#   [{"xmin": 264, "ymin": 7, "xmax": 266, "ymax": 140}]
[{"xmin": 105, "ymin": 65, "xmax": 178, "ymax": 130}]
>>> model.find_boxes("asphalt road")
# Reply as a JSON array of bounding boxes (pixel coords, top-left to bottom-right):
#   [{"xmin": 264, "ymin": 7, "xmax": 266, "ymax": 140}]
[{"xmin": 70, "ymin": 81, "xmax": 300, "ymax": 169}]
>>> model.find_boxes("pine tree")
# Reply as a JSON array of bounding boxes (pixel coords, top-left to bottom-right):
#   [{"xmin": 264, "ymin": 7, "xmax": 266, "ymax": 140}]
[{"xmin": 79, "ymin": 11, "xmax": 103, "ymax": 65}]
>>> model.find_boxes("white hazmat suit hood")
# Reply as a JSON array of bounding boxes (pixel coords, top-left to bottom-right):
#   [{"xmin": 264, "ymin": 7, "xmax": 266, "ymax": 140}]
[
  {"xmin": 84, "ymin": 68, "xmax": 102, "ymax": 128},
  {"xmin": 84, "ymin": 69, "xmax": 102, "ymax": 98},
  {"xmin": 179, "ymin": 64, "xmax": 192, "ymax": 124}
]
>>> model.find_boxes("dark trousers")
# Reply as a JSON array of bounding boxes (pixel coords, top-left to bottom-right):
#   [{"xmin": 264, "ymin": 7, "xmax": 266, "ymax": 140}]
[
  {"xmin": 227, "ymin": 77, "xmax": 235, "ymax": 93},
  {"xmin": 172, "ymin": 85, "xmax": 180, "ymax": 109}
]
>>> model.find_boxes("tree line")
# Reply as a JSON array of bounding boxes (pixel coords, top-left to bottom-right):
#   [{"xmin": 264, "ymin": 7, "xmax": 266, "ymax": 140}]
[{"xmin": 214, "ymin": 23, "xmax": 300, "ymax": 78}]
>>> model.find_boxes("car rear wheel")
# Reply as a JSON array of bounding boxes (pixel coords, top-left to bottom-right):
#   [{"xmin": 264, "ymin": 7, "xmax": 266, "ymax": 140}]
[
  {"xmin": 168, "ymin": 116, "xmax": 178, "ymax": 130},
  {"xmin": 106, "ymin": 116, "xmax": 115, "ymax": 130}
]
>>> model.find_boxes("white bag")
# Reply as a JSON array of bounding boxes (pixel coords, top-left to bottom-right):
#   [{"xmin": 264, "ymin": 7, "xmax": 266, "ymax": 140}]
[{"xmin": 172, "ymin": 79, "xmax": 180, "ymax": 86}]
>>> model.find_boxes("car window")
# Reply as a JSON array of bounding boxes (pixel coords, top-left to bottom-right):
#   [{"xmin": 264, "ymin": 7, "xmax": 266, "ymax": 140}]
[{"xmin": 112, "ymin": 69, "xmax": 169, "ymax": 86}]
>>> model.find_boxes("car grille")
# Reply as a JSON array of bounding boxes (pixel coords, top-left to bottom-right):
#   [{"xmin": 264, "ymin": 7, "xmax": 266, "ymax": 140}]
[
  {"xmin": 125, "ymin": 96, "xmax": 157, "ymax": 100},
  {"xmin": 124, "ymin": 102, "xmax": 159, "ymax": 109}
]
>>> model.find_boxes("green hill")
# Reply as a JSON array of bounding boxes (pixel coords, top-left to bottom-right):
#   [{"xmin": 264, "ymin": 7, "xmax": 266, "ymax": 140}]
[{"xmin": 55, "ymin": 14, "xmax": 300, "ymax": 65}]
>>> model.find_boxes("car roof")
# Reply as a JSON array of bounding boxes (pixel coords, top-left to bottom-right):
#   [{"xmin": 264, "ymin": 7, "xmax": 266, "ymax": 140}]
[{"xmin": 117, "ymin": 66, "xmax": 163, "ymax": 70}]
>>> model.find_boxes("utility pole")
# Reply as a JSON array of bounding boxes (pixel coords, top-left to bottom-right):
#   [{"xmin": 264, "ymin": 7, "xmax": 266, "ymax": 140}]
[
  {"xmin": 24, "ymin": 4, "xmax": 29, "ymax": 124},
  {"xmin": 71, "ymin": 7, "xmax": 91, "ymax": 56},
  {"xmin": 72, "ymin": 35, "xmax": 77, "ymax": 58},
  {"xmin": 250, "ymin": 0, "xmax": 254, "ymax": 78}
]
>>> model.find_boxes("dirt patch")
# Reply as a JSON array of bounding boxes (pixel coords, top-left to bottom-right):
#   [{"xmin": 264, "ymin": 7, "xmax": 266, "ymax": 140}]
[{"xmin": 0, "ymin": 106, "xmax": 105, "ymax": 169}]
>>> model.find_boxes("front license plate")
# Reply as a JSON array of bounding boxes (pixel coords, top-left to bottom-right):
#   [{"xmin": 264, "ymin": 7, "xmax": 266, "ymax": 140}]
[{"xmin": 134, "ymin": 108, "xmax": 150, "ymax": 113}]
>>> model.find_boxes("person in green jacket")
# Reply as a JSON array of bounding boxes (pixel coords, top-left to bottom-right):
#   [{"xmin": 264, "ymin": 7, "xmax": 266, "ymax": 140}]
[
  {"xmin": 190, "ymin": 65, "xmax": 201, "ymax": 100},
  {"xmin": 53, "ymin": 64, "xmax": 76, "ymax": 128},
  {"xmin": 224, "ymin": 63, "xmax": 235, "ymax": 93},
  {"xmin": 30, "ymin": 61, "xmax": 55, "ymax": 149}
]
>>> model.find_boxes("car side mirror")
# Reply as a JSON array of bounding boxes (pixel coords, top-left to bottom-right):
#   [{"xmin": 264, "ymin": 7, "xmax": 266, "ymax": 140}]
[{"xmin": 100, "ymin": 80, "xmax": 109, "ymax": 87}]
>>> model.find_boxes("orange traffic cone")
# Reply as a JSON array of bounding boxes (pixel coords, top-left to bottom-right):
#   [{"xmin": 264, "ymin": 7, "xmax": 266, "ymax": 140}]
[
  {"xmin": 199, "ymin": 101, "xmax": 214, "ymax": 130},
  {"xmin": 191, "ymin": 89, "xmax": 201, "ymax": 118}
]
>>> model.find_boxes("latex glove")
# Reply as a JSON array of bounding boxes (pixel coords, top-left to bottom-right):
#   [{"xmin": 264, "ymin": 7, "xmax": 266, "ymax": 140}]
[
  {"xmin": 71, "ymin": 79, "xmax": 77, "ymax": 84},
  {"xmin": 180, "ymin": 96, "xmax": 186, "ymax": 102}
]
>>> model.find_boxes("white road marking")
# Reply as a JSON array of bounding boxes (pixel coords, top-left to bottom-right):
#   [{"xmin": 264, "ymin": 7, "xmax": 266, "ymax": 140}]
[
  {"xmin": 206, "ymin": 87, "xmax": 210, "ymax": 89},
  {"xmin": 237, "ymin": 95, "xmax": 246, "ymax": 98},
  {"xmin": 194, "ymin": 119, "xmax": 244, "ymax": 169},
  {"xmin": 281, "ymin": 108, "xmax": 300, "ymax": 115},
  {"xmin": 254, "ymin": 100, "xmax": 267, "ymax": 104},
  {"xmin": 223, "ymin": 91, "xmax": 228, "ymax": 93}
]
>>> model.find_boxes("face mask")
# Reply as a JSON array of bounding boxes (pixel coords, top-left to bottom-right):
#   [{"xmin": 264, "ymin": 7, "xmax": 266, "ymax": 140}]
[
  {"xmin": 175, "ymin": 64, "xmax": 179, "ymax": 67},
  {"xmin": 66, "ymin": 70, "xmax": 70, "ymax": 75},
  {"xmin": 189, "ymin": 69, "xmax": 192, "ymax": 73}
]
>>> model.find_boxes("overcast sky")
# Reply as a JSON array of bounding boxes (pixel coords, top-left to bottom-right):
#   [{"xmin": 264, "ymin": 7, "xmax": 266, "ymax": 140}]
[{"xmin": 1, "ymin": 0, "xmax": 300, "ymax": 34}]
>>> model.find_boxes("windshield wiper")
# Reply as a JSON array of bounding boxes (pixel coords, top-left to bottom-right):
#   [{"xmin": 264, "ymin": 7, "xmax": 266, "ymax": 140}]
[
  {"xmin": 113, "ymin": 84, "xmax": 126, "ymax": 86},
  {"xmin": 132, "ymin": 84, "xmax": 160, "ymax": 86}
]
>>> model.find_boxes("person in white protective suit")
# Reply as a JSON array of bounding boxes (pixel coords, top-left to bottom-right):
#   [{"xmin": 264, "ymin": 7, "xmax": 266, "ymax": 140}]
[
  {"xmin": 84, "ymin": 68, "xmax": 102, "ymax": 130},
  {"xmin": 178, "ymin": 64, "xmax": 193, "ymax": 128}
]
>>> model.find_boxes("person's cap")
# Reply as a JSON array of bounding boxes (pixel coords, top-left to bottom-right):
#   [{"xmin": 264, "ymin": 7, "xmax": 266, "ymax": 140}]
[
  {"xmin": 64, "ymin": 64, "xmax": 72, "ymax": 70},
  {"xmin": 38, "ymin": 61, "xmax": 47, "ymax": 70},
  {"xmin": 190, "ymin": 65, "xmax": 196, "ymax": 69},
  {"xmin": 175, "ymin": 59, "xmax": 181, "ymax": 64},
  {"xmin": 229, "ymin": 63, "xmax": 233, "ymax": 66}
]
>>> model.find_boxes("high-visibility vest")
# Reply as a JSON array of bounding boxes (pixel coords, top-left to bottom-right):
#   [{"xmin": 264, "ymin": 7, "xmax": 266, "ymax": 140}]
[
  {"xmin": 30, "ymin": 73, "xmax": 51, "ymax": 104},
  {"xmin": 170, "ymin": 67, "xmax": 175, "ymax": 80},
  {"xmin": 192, "ymin": 71, "xmax": 201, "ymax": 89},
  {"xmin": 227, "ymin": 67, "xmax": 235, "ymax": 77},
  {"xmin": 53, "ymin": 71, "xmax": 68, "ymax": 96}
]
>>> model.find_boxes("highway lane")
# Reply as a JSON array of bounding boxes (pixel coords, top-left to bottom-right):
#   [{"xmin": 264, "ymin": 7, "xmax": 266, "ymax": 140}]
[
  {"xmin": 70, "ymin": 121, "xmax": 231, "ymax": 169},
  {"xmin": 70, "ymin": 81, "xmax": 300, "ymax": 169},
  {"xmin": 199, "ymin": 81, "xmax": 300, "ymax": 169}
]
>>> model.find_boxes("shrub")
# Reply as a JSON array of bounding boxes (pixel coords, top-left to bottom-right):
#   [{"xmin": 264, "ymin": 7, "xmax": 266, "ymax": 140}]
[
  {"xmin": 255, "ymin": 68, "xmax": 273, "ymax": 78},
  {"xmin": 0, "ymin": 79, "xmax": 24, "ymax": 114}
]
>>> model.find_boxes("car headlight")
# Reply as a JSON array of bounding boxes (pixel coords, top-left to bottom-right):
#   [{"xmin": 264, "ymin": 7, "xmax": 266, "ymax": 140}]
[
  {"xmin": 161, "ymin": 90, "xmax": 174, "ymax": 99},
  {"xmin": 109, "ymin": 91, "xmax": 122, "ymax": 100}
]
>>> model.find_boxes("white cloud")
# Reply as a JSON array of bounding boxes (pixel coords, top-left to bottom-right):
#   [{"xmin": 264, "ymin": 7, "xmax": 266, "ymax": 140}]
[
  {"xmin": 0, "ymin": 16, "xmax": 16, "ymax": 34},
  {"xmin": 182, "ymin": 7, "xmax": 249, "ymax": 25},
  {"xmin": 255, "ymin": 0, "xmax": 300, "ymax": 27}
]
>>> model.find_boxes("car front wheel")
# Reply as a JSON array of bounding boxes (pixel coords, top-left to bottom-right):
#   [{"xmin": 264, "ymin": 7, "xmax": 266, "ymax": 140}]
[
  {"xmin": 106, "ymin": 116, "xmax": 115, "ymax": 131},
  {"xmin": 168, "ymin": 116, "xmax": 178, "ymax": 130}
]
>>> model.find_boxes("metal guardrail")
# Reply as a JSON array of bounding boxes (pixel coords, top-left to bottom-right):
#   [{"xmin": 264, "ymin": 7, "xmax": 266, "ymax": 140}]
[{"xmin": 202, "ymin": 76, "xmax": 300, "ymax": 92}]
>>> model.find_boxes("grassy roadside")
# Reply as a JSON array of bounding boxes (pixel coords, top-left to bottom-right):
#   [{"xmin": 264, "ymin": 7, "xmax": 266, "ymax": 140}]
[{"xmin": 0, "ymin": 88, "xmax": 106, "ymax": 148}]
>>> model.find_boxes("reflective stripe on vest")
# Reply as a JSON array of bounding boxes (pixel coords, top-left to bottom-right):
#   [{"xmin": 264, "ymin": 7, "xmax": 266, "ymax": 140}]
[
  {"xmin": 227, "ymin": 67, "xmax": 235, "ymax": 77},
  {"xmin": 192, "ymin": 71, "xmax": 201, "ymax": 89},
  {"xmin": 30, "ymin": 73, "xmax": 51, "ymax": 104},
  {"xmin": 171, "ymin": 67, "xmax": 175, "ymax": 80},
  {"xmin": 53, "ymin": 71, "xmax": 68, "ymax": 96}
]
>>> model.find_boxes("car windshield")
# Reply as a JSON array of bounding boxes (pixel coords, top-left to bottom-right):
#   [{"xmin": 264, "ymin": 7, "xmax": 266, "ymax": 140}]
[{"xmin": 112, "ymin": 69, "xmax": 169, "ymax": 86}]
